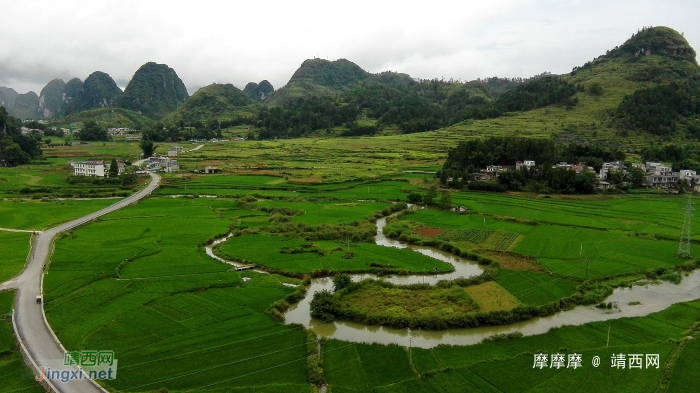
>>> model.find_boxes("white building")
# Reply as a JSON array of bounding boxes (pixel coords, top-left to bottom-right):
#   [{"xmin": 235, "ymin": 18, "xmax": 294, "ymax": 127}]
[
  {"xmin": 125, "ymin": 136, "xmax": 140, "ymax": 142},
  {"xmin": 680, "ymin": 170, "xmax": 697, "ymax": 181},
  {"xmin": 148, "ymin": 156, "xmax": 179, "ymax": 172},
  {"xmin": 170, "ymin": 145, "xmax": 184, "ymax": 153},
  {"xmin": 516, "ymin": 160, "xmax": 535, "ymax": 170},
  {"xmin": 72, "ymin": 160, "xmax": 106, "ymax": 177}
]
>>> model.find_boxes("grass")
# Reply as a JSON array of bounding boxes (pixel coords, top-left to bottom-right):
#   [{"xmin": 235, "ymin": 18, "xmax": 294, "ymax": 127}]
[
  {"xmin": 337, "ymin": 285, "xmax": 478, "ymax": 317},
  {"xmin": 463, "ymin": 281, "xmax": 522, "ymax": 312},
  {"xmin": 216, "ymin": 234, "xmax": 452, "ymax": 274},
  {"xmin": 667, "ymin": 337, "xmax": 700, "ymax": 393},
  {"xmin": 495, "ymin": 269, "xmax": 580, "ymax": 306},
  {"xmin": 0, "ymin": 199, "xmax": 118, "ymax": 230},
  {"xmin": 325, "ymin": 296, "xmax": 700, "ymax": 393},
  {"xmin": 45, "ymin": 199, "xmax": 309, "ymax": 391},
  {"xmin": 0, "ymin": 231, "xmax": 31, "ymax": 282}
]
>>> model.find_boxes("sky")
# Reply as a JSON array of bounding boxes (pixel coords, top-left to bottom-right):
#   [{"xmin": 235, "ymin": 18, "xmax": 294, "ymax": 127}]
[{"xmin": 1, "ymin": 0, "xmax": 698, "ymax": 96}]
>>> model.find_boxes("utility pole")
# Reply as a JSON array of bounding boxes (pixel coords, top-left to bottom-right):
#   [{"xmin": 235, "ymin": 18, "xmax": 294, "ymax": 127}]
[
  {"xmin": 408, "ymin": 335, "xmax": 413, "ymax": 365},
  {"xmin": 580, "ymin": 243, "xmax": 582, "ymax": 257},
  {"xmin": 606, "ymin": 326, "xmax": 611, "ymax": 348},
  {"xmin": 677, "ymin": 195, "xmax": 694, "ymax": 258}
]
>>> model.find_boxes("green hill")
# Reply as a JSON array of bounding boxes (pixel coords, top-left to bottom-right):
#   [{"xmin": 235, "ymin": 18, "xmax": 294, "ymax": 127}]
[
  {"xmin": 243, "ymin": 80, "xmax": 274, "ymax": 102},
  {"xmin": 0, "ymin": 87, "xmax": 18, "ymax": 108},
  {"xmin": 119, "ymin": 62, "xmax": 189, "ymax": 119},
  {"xmin": 62, "ymin": 78, "xmax": 83, "ymax": 108},
  {"xmin": 163, "ymin": 83, "xmax": 257, "ymax": 124},
  {"xmin": 263, "ymin": 58, "xmax": 413, "ymax": 106},
  {"xmin": 63, "ymin": 71, "xmax": 122, "ymax": 116},
  {"xmin": 433, "ymin": 26, "xmax": 700, "ymax": 150},
  {"xmin": 38, "ymin": 79, "xmax": 66, "ymax": 118},
  {"xmin": 11, "ymin": 91, "xmax": 40, "ymax": 119}
]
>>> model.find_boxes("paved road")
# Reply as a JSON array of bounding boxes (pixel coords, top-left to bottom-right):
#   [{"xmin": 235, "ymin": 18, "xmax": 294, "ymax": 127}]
[
  {"xmin": 6, "ymin": 173, "xmax": 160, "ymax": 393},
  {"xmin": 186, "ymin": 144, "xmax": 204, "ymax": 152}
]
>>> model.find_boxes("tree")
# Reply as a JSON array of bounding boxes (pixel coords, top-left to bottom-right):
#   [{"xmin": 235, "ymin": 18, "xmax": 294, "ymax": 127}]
[
  {"xmin": 332, "ymin": 273, "xmax": 352, "ymax": 292},
  {"xmin": 78, "ymin": 120, "xmax": 108, "ymax": 141},
  {"xmin": 423, "ymin": 185, "xmax": 438, "ymax": 205},
  {"xmin": 407, "ymin": 192, "xmax": 422, "ymax": 204},
  {"xmin": 140, "ymin": 140, "xmax": 156, "ymax": 158},
  {"xmin": 626, "ymin": 166, "xmax": 647, "ymax": 188},
  {"xmin": 574, "ymin": 170, "xmax": 598, "ymax": 194},
  {"xmin": 310, "ymin": 290, "xmax": 337, "ymax": 321},
  {"xmin": 588, "ymin": 82, "xmax": 604, "ymax": 96},
  {"xmin": 438, "ymin": 190, "xmax": 452, "ymax": 210},
  {"xmin": 108, "ymin": 158, "xmax": 119, "ymax": 177},
  {"xmin": 120, "ymin": 166, "xmax": 137, "ymax": 187}
]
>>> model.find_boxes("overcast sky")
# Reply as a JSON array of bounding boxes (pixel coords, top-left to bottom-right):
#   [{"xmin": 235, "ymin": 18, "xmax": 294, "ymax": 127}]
[{"xmin": 2, "ymin": 0, "xmax": 698, "ymax": 96}]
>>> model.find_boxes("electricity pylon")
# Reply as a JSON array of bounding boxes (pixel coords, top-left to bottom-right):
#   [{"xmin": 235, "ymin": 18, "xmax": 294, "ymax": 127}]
[{"xmin": 677, "ymin": 195, "xmax": 694, "ymax": 258}]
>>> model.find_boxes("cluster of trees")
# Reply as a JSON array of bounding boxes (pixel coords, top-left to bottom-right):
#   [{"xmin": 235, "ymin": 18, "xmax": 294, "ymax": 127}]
[
  {"xmin": 615, "ymin": 81, "xmax": 700, "ymax": 137},
  {"xmin": 255, "ymin": 97, "xmax": 360, "ymax": 139},
  {"xmin": 78, "ymin": 120, "xmax": 108, "ymax": 141},
  {"xmin": 249, "ymin": 76, "xmax": 581, "ymax": 139},
  {"xmin": 438, "ymin": 137, "xmax": 629, "ymax": 193},
  {"xmin": 492, "ymin": 167, "xmax": 599, "ymax": 194},
  {"xmin": 0, "ymin": 107, "xmax": 42, "ymax": 166},
  {"xmin": 640, "ymin": 143, "xmax": 700, "ymax": 171}
]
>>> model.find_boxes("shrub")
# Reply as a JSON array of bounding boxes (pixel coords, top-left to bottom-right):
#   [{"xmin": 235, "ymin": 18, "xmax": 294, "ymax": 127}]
[{"xmin": 310, "ymin": 290, "xmax": 338, "ymax": 321}]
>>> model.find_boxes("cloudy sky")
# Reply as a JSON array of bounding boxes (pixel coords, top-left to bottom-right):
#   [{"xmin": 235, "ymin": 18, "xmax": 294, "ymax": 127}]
[{"xmin": 2, "ymin": 0, "xmax": 698, "ymax": 95}]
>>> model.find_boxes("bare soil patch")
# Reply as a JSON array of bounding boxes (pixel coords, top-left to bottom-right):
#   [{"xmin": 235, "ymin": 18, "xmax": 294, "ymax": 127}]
[
  {"xmin": 413, "ymin": 227, "xmax": 445, "ymax": 238},
  {"xmin": 480, "ymin": 250, "xmax": 545, "ymax": 272}
]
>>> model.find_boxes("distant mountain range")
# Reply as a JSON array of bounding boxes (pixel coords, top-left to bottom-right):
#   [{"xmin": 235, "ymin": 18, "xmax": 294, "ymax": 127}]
[
  {"xmin": 2, "ymin": 26, "xmax": 698, "ymax": 148},
  {"xmin": 0, "ymin": 62, "xmax": 191, "ymax": 121}
]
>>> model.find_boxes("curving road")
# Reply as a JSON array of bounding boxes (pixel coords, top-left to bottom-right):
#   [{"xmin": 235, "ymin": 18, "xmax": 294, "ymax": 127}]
[{"xmin": 5, "ymin": 173, "xmax": 160, "ymax": 393}]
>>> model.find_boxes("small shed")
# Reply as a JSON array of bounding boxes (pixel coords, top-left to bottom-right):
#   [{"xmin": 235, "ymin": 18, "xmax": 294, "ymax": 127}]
[{"xmin": 204, "ymin": 166, "xmax": 221, "ymax": 174}]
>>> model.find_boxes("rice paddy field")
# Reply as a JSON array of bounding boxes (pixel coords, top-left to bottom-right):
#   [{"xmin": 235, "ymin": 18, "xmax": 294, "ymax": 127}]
[
  {"xmin": 0, "ymin": 231, "xmax": 31, "ymax": 282},
  {"xmin": 0, "ymin": 136, "xmax": 698, "ymax": 392}
]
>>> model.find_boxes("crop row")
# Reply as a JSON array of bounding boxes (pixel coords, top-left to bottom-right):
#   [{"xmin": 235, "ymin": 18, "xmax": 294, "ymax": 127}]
[
  {"xmin": 495, "ymin": 232, "xmax": 520, "ymax": 250},
  {"xmin": 437, "ymin": 229, "xmax": 495, "ymax": 243}
]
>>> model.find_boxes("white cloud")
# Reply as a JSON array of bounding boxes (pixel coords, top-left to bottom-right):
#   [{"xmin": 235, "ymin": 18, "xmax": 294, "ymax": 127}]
[{"xmin": 1, "ymin": 0, "xmax": 698, "ymax": 95}]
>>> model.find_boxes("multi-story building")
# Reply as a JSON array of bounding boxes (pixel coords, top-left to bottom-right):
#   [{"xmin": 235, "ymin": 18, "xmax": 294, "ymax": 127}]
[
  {"xmin": 148, "ymin": 156, "xmax": 179, "ymax": 172},
  {"xmin": 71, "ymin": 160, "xmax": 106, "ymax": 177}
]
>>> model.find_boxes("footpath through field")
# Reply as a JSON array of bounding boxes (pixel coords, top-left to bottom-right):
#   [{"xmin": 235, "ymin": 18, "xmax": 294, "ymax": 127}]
[{"xmin": 2, "ymin": 173, "xmax": 160, "ymax": 393}]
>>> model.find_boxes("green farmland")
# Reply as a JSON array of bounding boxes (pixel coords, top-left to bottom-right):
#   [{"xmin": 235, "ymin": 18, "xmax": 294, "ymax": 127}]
[{"xmin": 1, "ymin": 126, "xmax": 698, "ymax": 393}]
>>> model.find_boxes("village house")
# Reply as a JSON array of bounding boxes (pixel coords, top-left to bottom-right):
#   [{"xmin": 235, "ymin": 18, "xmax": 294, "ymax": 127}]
[
  {"xmin": 516, "ymin": 160, "xmax": 535, "ymax": 170},
  {"xmin": 148, "ymin": 156, "xmax": 179, "ymax": 173},
  {"xmin": 645, "ymin": 162, "xmax": 679, "ymax": 188},
  {"xmin": 71, "ymin": 160, "xmax": 106, "ymax": 177},
  {"xmin": 124, "ymin": 136, "xmax": 140, "ymax": 142},
  {"xmin": 204, "ymin": 166, "xmax": 221, "ymax": 174}
]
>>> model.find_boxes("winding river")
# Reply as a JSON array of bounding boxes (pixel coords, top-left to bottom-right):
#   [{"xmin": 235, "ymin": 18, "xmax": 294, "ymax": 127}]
[{"xmin": 208, "ymin": 215, "xmax": 700, "ymax": 349}]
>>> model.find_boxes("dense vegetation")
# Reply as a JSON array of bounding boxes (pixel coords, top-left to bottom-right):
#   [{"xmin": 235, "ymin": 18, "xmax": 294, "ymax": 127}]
[
  {"xmin": 62, "ymin": 71, "xmax": 123, "ymax": 116},
  {"xmin": 252, "ymin": 76, "xmax": 582, "ymax": 139},
  {"xmin": 0, "ymin": 107, "xmax": 42, "ymax": 166},
  {"xmin": 437, "ymin": 137, "xmax": 629, "ymax": 192},
  {"xmin": 243, "ymin": 80, "xmax": 274, "ymax": 102},
  {"xmin": 119, "ymin": 62, "xmax": 189, "ymax": 119},
  {"xmin": 78, "ymin": 119, "xmax": 108, "ymax": 141},
  {"xmin": 614, "ymin": 80, "xmax": 700, "ymax": 136},
  {"xmin": 163, "ymin": 83, "xmax": 256, "ymax": 125}
]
